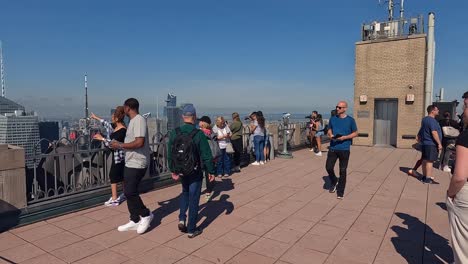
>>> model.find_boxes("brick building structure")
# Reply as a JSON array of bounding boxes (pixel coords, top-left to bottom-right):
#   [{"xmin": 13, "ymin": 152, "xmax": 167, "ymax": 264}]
[{"xmin": 353, "ymin": 16, "xmax": 433, "ymax": 148}]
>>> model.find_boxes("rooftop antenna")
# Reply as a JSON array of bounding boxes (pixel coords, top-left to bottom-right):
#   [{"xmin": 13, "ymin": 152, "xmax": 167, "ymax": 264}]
[
  {"xmin": 156, "ymin": 96, "xmax": 159, "ymax": 119},
  {"xmin": 379, "ymin": 0, "xmax": 395, "ymax": 21},
  {"xmin": 0, "ymin": 41, "xmax": 5, "ymax": 97},
  {"xmin": 84, "ymin": 74, "xmax": 89, "ymax": 120},
  {"xmin": 400, "ymin": 0, "xmax": 404, "ymax": 19}
]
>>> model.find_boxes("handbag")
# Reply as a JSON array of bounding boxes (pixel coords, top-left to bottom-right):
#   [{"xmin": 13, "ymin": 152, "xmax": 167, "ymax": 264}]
[
  {"xmin": 208, "ymin": 136, "xmax": 222, "ymax": 159},
  {"xmin": 442, "ymin": 126, "xmax": 460, "ymax": 138},
  {"xmin": 226, "ymin": 142, "xmax": 235, "ymax": 154}
]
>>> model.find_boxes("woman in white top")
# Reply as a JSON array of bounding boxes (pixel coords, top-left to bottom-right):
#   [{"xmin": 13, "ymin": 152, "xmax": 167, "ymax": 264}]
[{"xmin": 213, "ymin": 116, "xmax": 232, "ymax": 177}]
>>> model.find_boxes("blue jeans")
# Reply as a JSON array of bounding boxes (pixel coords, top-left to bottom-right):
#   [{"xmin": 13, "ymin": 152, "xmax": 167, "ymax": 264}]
[
  {"xmin": 216, "ymin": 149, "xmax": 231, "ymax": 176},
  {"xmin": 179, "ymin": 177, "xmax": 202, "ymax": 233},
  {"xmin": 254, "ymin": 135, "xmax": 265, "ymax": 162}
]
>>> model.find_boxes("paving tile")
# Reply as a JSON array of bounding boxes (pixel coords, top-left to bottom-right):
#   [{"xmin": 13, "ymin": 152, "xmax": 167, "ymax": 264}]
[
  {"xmin": 350, "ymin": 212, "xmax": 392, "ymax": 236},
  {"xmin": 292, "ymin": 202, "xmax": 332, "ymax": 222},
  {"xmin": 135, "ymin": 245, "xmax": 187, "ymax": 264},
  {"xmin": 34, "ymin": 231, "xmax": 83, "ymax": 252},
  {"xmin": 0, "ymin": 232, "xmax": 26, "ymax": 252},
  {"xmin": 165, "ymin": 234, "xmax": 211, "ymax": 254},
  {"xmin": 215, "ymin": 230, "xmax": 260, "ymax": 249},
  {"xmin": 99, "ymin": 213, "xmax": 132, "ymax": 228},
  {"xmin": 50, "ymin": 215, "xmax": 96, "ymax": 230},
  {"xmin": 14, "ymin": 224, "xmax": 64, "ymax": 242},
  {"xmin": 226, "ymin": 251, "xmax": 276, "ymax": 264},
  {"xmin": 199, "ymin": 215, "xmax": 247, "ymax": 240},
  {"xmin": 69, "ymin": 221, "xmax": 115, "ymax": 239},
  {"xmin": 296, "ymin": 224, "xmax": 347, "ymax": 254},
  {"xmin": 319, "ymin": 209, "xmax": 360, "ymax": 230},
  {"xmin": 231, "ymin": 206, "xmax": 262, "ymax": 219},
  {"xmin": 264, "ymin": 226, "xmax": 305, "ymax": 244},
  {"xmin": 331, "ymin": 230, "xmax": 383, "ymax": 263},
  {"xmin": 110, "ymin": 236, "xmax": 160, "ymax": 258},
  {"xmin": 324, "ymin": 255, "xmax": 368, "ymax": 264},
  {"xmin": 87, "ymin": 229, "xmax": 138, "ymax": 248},
  {"xmin": 83, "ymin": 208, "xmax": 124, "ymax": 221},
  {"xmin": 192, "ymin": 242, "xmax": 242, "ymax": 264},
  {"xmin": 0, "ymin": 243, "xmax": 45, "ymax": 263},
  {"xmin": 236, "ymin": 220, "xmax": 276, "ymax": 237},
  {"xmin": 278, "ymin": 217, "xmax": 316, "ymax": 232},
  {"xmin": 246, "ymin": 238, "xmax": 290, "ymax": 259},
  {"xmin": 141, "ymin": 223, "xmax": 183, "ymax": 244},
  {"xmin": 75, "ymin": 250, "xmax": 129, "ymax": 264},
  {"xmin": 50, "ymin": 240, "xmax": 105, "ymax": 263},
  {"xmin": 19, "ymin": 253, "xmax": 66, "ymax": 264},
  {"xmin": 9, "ymin": 221, "xmax": 48, "ymax": 234},
  {"xmin": 175, "ymin": 255, "xmax": 214, "ymax": 264},
  {"xmin": 280, "ymin": 245, "xmax": 329, "ymax": 264}
]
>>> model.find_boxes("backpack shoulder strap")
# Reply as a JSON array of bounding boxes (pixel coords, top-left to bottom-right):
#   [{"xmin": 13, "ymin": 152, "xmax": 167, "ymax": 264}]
[{"xmin": 189, "ymin": 128, "xmax": 200, "ymax": 139}]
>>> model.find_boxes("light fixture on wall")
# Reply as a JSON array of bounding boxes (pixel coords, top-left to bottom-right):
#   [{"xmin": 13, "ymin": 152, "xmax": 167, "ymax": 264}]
[
  {"xmin": 359, "ymin": 95, "xmax": 368, "ymax": 104},
  {"xmin": 406, "ymin": 94, "xmax": 415, "ymax": 104}
]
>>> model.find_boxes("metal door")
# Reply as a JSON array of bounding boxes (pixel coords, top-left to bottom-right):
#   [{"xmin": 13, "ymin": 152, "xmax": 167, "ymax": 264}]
[{"xmin": 374, "ymin": 99, "xmax": 398, "ymax": 147}]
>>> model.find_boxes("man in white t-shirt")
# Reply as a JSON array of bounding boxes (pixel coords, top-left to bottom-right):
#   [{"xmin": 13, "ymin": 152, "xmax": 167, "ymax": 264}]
[{"xmin": 110, "ymin": 98, "xmax": 153, "ymax": 234}]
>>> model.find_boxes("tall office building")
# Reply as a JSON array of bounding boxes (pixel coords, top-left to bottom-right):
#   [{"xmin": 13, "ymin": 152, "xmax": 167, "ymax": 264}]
[
  {"xmin": 0, "ymin": 98, "xmax": 40, "ymax": 168},
  {"xmin": 164, "ymin": 93, "xmax": 182, "ymax": 132},
  {"xmin": 38, "ymin": 121, "xmax": 59, "ymax": 152}
]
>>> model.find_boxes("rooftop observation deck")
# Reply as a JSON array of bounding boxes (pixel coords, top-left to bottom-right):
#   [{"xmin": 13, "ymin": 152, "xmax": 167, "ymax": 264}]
[{"xmin": 0, "ymin": 146, "xmax": 453, "ymax": 264}]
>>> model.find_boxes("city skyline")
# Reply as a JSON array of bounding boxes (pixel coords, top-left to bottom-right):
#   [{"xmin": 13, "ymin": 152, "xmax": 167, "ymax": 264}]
[{"xmin": 1, "ymin": 1, "xmax": 467, "ymax": 119}]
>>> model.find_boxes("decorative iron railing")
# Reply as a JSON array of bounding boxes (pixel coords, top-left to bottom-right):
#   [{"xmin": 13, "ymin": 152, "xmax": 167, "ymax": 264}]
[{"xmin": 27, "ymin": 122, "xmax": 310, "ymax": 205}]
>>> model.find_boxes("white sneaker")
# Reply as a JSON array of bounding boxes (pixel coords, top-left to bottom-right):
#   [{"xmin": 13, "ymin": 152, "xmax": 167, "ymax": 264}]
[
  {"xmin": 104, "ymin": 197, "xmax": 113, "ymax": 206},
  {"xmin": 137, "ymin": 213, "xmax": 154, "ymax": 234},
  {"xmin": 118, "ymin": 220, "xmax": 140, "ymax": 232},
  {"xmin": 260, "ymin": 161, "xmax": 265, "ymax": 165},
  {"xmin": 443, "ymin": 166, "xmax": 451, "ymax": 172},
  {"xmin": 251, "ymin": 161, "xmax": 260, "ymax": 166},
  {"xmin": 315, "ymin": 151, "xmax": 322, "ymax": 157},
  {"xmin": 309, "ymin": 148, "xmax": 314, "ymax": 152}
]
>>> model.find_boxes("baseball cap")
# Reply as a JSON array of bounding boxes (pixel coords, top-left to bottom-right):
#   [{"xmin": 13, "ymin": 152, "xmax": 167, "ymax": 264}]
[
  {"xmin": 198, "ymin": 116, "xmax": 211, "ymax": 125},
  {"xmin": 182, "ymin": 104, "xmax": 196, "ymax": 116}
]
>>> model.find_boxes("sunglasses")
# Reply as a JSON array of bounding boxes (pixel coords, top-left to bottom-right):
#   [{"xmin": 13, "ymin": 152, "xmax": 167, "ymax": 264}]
[{"xmin": 336, "ymin": 106, "xmax": 346, "ymax": 109}]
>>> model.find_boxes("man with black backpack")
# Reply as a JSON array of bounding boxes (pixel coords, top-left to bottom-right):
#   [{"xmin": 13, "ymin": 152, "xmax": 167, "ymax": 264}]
[{"xmin": 167, "ymin": 104, "xmax": 215, "ymax": 238}]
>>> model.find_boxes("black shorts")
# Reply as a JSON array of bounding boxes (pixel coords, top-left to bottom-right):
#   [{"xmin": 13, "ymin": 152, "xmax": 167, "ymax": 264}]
[
  {"xmin": 109, "ymin": 162, "xmax": 125, "ymax": 184},
  {"xmin": 422, "ymin": 145, "xmax": 439, "ymax": 162}
]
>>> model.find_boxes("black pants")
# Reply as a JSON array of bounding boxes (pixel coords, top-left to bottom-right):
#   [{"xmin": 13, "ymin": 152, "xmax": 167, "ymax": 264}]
[
  {"xmin": 124, "ymin": 167, "xmax": 150, "ymax": 223},
  {"xmin": 325, "ymin": 150, "xmax": 350, "ymax": 196},
  {"xmin": 231, "ymin": 138, "xmax": 243, "ymax": 167}
]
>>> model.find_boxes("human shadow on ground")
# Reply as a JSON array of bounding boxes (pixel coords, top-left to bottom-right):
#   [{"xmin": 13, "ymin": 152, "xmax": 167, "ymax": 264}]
[
  {"xmin": 436, "ymin": 202, "xmax": 447, "ymax": 211},
  {"xmin": 198, "ymin": 194, "xmax": 234, "ymax": 229},
  {"xmin": 209, "ymin": 178, "xmax": 235, "ymax": 200},
  {"xmin": 399, "ymin": 167, "xmax": 440, "ymax": 185},
  {"xmin": 391, "ymin": 212, "xmax": 453, "ymax": 264},
  {"xmin": 146, "ymin": 177, "xmax": 235, "ymax": 232},
  {"xmin": 0, "ymin": 256, "xmax": 16, "ymax": 264},
  {"xmin": 0, "ymin": 200, "xmax": 21, "ymax": 233}
]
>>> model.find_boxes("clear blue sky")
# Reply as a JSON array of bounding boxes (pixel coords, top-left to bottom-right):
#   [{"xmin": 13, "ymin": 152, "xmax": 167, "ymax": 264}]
[{"xmin": 1, "ymin": 0, "xmax": 467, "ymax": 118}]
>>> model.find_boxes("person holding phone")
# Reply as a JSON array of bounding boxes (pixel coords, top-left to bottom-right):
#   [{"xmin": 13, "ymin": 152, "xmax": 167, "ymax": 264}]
[
  {"xmin": 326, "ymin": 101, "xmax": 358, "ymax": 199},
  {"xmin": 90, "ymin": 108, "xmax": 127, "ymax": 206}
]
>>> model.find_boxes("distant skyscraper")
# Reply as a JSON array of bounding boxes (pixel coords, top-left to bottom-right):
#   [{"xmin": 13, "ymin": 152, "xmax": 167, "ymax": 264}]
[
  {"xmin": 0, "ymin": 98, "xmax": 40, "ymax": 168},
  {"xmin": 165, "ymin": 93, "xmax": 177, "ymax": 107},
  {"xmin": 164, "ymin": 93, "xmax": 187, "ymax": 132},
  {"xmin": 38, "ymin": 121, "xmax": 59, "ymax": 152}
]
